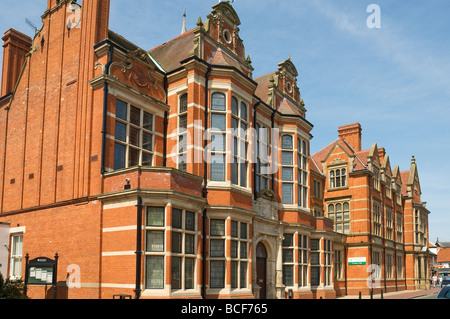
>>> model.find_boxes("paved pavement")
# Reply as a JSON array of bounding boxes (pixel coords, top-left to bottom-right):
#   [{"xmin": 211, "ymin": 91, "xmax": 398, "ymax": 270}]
[{"xmin": 337, "ymin": 286, "xmax": 442, "ymax": 299}]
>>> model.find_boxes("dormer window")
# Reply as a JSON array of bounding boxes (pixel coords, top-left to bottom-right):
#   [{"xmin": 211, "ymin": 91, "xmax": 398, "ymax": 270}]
[{"xmin": 329, "ymin": 168, "xmax": 347, "ymax": 189}]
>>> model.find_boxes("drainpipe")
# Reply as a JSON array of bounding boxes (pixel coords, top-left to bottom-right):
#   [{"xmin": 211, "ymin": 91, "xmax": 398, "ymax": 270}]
[
  {"xmin": 163, "ymin": 75, "xmax": 168, "ymax": 167},
  {"xmin": 381, "ymin": 185, "xmax": 386, "ymax": 292},
  {"xmin": 344, "ymin": 244, "xmax": 348, "ymax": 296},
  {"xmin": 101, "ymin": 43, "xmax": 114, "ymax": 175},
  {"xmin": 271, "ymin": 109, "xmax": 276, "ymax": 192},
  {"xmin": 135, "ymin": 196, "xmax": 143, "ymax": 299},
  {"xmin": 393, "ymin": 195, "xmax": 398, "ymax": 291},
  {"xmin": 253, "ymin": 100, "xmax": 260, "ymax": 200},
  {"xmin": 368, "ymin": 174, "xmax": 373, "ymax": 294},
  {"xmin": 202, "ymin": 65, "xmax": 211, "ymax": 300}
]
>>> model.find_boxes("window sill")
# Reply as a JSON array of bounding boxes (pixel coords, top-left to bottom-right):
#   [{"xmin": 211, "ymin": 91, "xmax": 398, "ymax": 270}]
[
  {"xmin": 327, "ymin": 186, "xmax": 349, "ymax": 192},
  {"xmin": 206, "ymin": 182, "xmax": 253, "ymax": 196}
]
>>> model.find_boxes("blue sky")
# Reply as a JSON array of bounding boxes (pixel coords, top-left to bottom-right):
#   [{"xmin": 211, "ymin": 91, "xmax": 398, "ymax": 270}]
[{"xmin": 0, "ymin": 0, "xmax": 449, "ymax": 242}]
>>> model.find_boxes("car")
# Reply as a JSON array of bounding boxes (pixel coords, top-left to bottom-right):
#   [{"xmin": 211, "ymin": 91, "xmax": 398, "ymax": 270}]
[
  {"xmin": 437, "ymin": 286, "xmax": 450, "ymax": 299},
  {"xmin": 442, "ymin": 276, "xmax": 450, "ymax": 286}
]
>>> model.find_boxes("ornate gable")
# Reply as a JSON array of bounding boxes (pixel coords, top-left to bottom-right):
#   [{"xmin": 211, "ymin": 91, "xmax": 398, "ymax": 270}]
[{"xmin": 204, "ymin": 2, "xmax": 247, "ymax": 63}]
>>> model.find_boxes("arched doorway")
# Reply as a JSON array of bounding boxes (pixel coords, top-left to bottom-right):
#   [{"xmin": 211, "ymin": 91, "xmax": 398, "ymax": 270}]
[{"xmin": 256, "ymin": 242, "xmax": 267, "ymax": 299}]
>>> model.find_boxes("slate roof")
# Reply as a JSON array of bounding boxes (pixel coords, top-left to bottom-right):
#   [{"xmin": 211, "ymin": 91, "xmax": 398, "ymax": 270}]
[
  {"xmin": 254, "ymin": 72, "xmax": 275, "ymax": 104},
  {"xmin": 149, "ymin": 29, "xmax": 196, "ymax": 73}
]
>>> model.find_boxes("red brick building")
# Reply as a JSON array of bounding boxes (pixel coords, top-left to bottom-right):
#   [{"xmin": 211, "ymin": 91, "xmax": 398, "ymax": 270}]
[
  {"xmin": 311, "ymin": 123, "xmax": 431, "ymax": 296},
  {"xmin": 0, "ymin": 0, "xmax": 431, "ymax": 299}
]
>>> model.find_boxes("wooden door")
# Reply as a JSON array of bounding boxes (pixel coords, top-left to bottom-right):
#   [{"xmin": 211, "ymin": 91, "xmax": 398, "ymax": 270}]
[{"xmin": 256, "ymin": 243, "xmax": 267, "ymax": 299}]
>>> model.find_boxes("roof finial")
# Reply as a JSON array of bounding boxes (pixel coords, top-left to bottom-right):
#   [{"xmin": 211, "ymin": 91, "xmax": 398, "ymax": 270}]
[{"xmin": 181, "ymin": 8, "xmax": 187, "ymax": 34}]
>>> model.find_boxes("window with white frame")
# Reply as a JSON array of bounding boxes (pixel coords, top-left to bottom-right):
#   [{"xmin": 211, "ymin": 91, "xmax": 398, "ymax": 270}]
[
  {"xmin": 324, "ymin": 240, "xmax": 332, "ymax": 286},
  {"xmin": 334, "ymin": 250, "xmax": 343, "ymax": 280},
  {"xmin": 231, "ymin": 97, "xmax": 249, "ymax": 188},
  {"xmin": 310, "ymin": 239, "xmax": 321, "ymax": 286},
  {"xmin": 178, "ymin": 94, "xmax": 188, "ymax": 172},
  {"xmin": 396, "ymin": 255, "xmax": 404, "ymax": 278},
  {"xmin": 171, "ymin": 208, "xmax": 197, "ymax": 290},
  {"xmin": 329, "ymin": 167, "xmax": 347, "ymax": 189},
  {"xmin": 210, "ymin": 93, "xmax": 227, "ymax": 182},
  {"xmin": 327, "ymin": 201, "xmax": 351, "ymax": 234},
  {"xmin": 145, "ymin": 207, "xmax": 165, "ymax": 289},
  {"xmin": 372, "ymin": 251, "xmax": 382, "ymax": 279},
  {"xmin": 373, "ymin": 167, "xmax": 380, "ymax": 191},
  {"xmin": 9, "ymin": 234, "xmax": 23, "ymax": 280},
  {"xmin": 281, "ymin": 135, "xmax": 294, "ymax": 204},
  {"xmin": 282, "ymin": 234, "xmax": 295, "ymax": 287},
  {"xmin": 230, "ymin": 220, "xmax": 249, "ymax": 289},
  {"xmin": 386, "ymin": 254, "xmax": 393, "ymax": 279},
  {"xmin": 255, "ymin": 122, "xmax": 270, "ymax": 192},
  {"xmin": 385, "ymin": 175, "xmax": 392, "ymax": 198},
  {"xmin": 210, "ymin": 219, "xmax": 226, "ymax": 288},
  {"xmin": 396, "ymin": 212, "xmax": 403, "ymax": 242},
  {"xmin": 386, "ymin": 205, "xmax": 393, "ymax": 240},
  {"xmin": 396, "ymin": 183, "xmax": 402, "ymax": 205},
  {"xmin": 298, "ymin": 234, "xmax": 309, "ymax": 287},
  {"xmin": 114, "ymin": 99, "xmax": 154, "ymax": 170},
  {"xmin": 297, "ymin": 137, "xmax": 308, "ymax": 208},
  {"xmin": 373, "ymin": 201, "xmax": 382, "ymax": 236},
  {"xmin": 145, "ymin": 206, "xmax": 198, "ymax": 291},
  {"xmin": 313, "ymin": 179, "xmax": 322, "ymax": 199}
]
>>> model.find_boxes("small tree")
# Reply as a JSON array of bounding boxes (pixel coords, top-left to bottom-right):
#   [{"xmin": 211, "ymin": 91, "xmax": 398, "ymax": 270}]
[{"xmin": 0, "ymin": 272, "xmax": 28, "ymax": 299}]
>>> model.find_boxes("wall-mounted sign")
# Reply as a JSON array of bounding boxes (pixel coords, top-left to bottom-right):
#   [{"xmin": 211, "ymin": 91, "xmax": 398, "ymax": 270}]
[
  {"xmin": 24, "ymin": 253, "xmax": 59, "ymax": 299},
  {"xmin": 348, "ymin": 257, "xmax": 367, "ymax": 265},
  {"xmin": 25, "ymin": 256, "xmax": 57, "ymax": 286}
]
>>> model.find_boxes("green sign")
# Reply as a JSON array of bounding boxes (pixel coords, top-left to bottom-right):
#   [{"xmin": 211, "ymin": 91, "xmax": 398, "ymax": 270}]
[{"xmin": 348, "ymin": 257, "xmax": 367, "ymax": 265}]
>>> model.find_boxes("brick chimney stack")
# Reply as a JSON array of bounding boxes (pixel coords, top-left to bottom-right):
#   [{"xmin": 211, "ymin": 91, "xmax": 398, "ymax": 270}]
[
  {"xmin": 338, "ymin": 123, "xmax": 362, "ymax": 152},
  {"xmin": 1, "ymin": 29, "xmax": 32, "ymax": 97}
]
